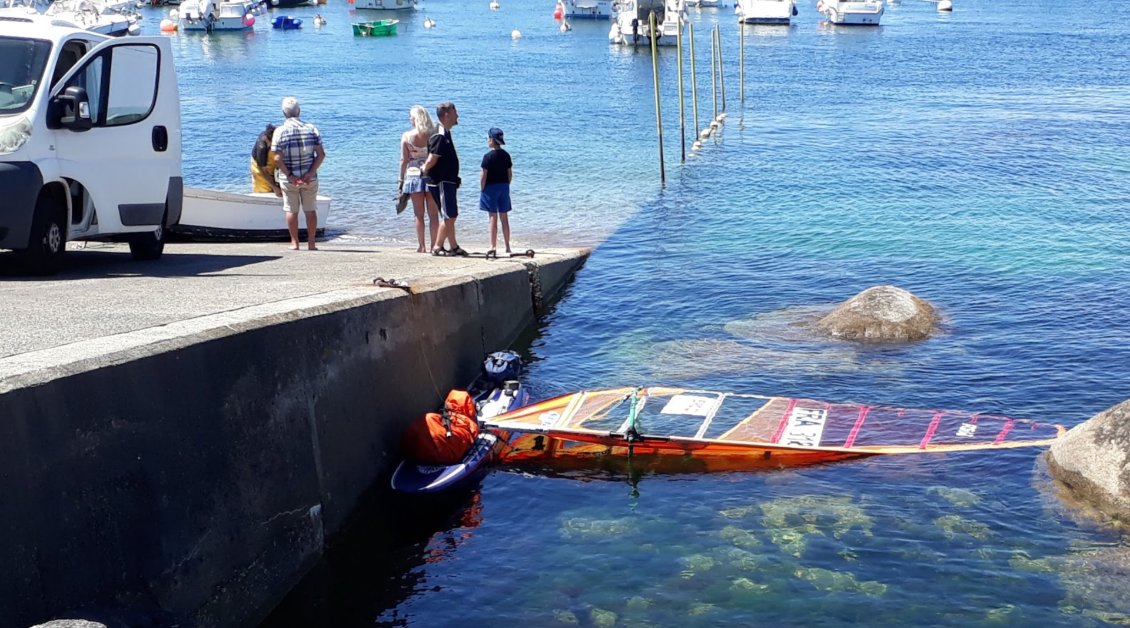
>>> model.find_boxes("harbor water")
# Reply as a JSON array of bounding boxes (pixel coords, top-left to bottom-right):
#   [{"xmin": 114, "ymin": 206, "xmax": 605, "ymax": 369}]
[{"xmin": 141, "ymin": 0, "xmax": 1130, "ymax": 624}]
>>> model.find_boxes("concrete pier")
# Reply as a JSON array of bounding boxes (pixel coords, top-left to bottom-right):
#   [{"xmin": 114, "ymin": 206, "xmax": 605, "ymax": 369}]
[{"xmin": 0, "ymin": 241, "xmax": 589, "ymax": 627}]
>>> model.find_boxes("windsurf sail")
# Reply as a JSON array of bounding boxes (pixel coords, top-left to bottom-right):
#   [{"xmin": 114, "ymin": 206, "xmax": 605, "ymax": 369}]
[{"xmin": 483, "ymin": 387, "xmax": 1066, "ymax": 467}]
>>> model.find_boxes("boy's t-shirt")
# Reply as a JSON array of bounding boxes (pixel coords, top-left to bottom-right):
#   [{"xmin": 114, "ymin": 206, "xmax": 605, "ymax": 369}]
[{"xmin": 481, "ymin": 148, "xmax": 512, "ymax": 185}]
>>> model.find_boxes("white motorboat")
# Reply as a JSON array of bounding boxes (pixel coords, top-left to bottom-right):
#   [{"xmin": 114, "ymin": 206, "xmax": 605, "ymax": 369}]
[
  {"xmin": 735, "ymin": 0, "xmax": 795, "ymax": 23},
  {"xmin": 178, "ymin": 0, "xmax": 258, "ymax": 31},
  {"xmin": 44, "ymin": 0, "xmax": 141, "ymax": 36},
  {"xmin": 556, "ymin": 0, "xmax": 612, "ymax": 19},
  {"xmin": 353, "ymin": 0, "xmax": 415, "ymax": 11},
  {"xmin": 687, "ymin": 0, "xmax": 724, "ymax": 7},
  {"xmin": 609, "ymin": 0, "xmax": 685, "ymax": 47},
  {"xmin": 817, "ymin": 0, "xmax": 882, "ymax": 24},
  {"xmin": 173, "ymin": 188, "xmax": 333, "ymax": 240}
]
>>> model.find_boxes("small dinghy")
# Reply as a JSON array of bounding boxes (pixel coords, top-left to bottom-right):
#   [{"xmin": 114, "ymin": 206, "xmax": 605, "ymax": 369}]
[
  {"xmin": 485, "ymin": 386, "xmax": 1066, "ymax": 471},
  {"xmin": 352, "ymin": 18, "xmax": 398, "ymax": 35},
  {"xmin": 272, "ymin": 14, "xmax": 302, "ymax": 28},
  {"xmin": 391, "ymin": 351, "xmax": 529, "ymax": 493}
]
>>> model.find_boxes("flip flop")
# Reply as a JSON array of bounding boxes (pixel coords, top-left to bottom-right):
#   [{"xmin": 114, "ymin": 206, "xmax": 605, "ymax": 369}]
[{"xmin": 451, "ymin": 246, "xmax": 470, "ymax": 257}]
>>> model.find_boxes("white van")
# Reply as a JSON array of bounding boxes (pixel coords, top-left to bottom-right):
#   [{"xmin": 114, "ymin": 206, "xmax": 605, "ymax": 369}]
[{"xmin": 0, "ymin": 15, "xmax": 182, "ymax": 274}]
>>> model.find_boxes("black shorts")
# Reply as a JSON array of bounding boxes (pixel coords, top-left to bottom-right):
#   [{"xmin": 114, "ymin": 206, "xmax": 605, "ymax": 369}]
[{"xmin": 429, "ymin": 180, "xmax": 458, "ymax": 220}]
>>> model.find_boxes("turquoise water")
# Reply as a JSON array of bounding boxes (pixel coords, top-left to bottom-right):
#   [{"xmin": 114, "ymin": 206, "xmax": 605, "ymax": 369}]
[{"xmin": 149, "ymin": 0, "xmax": 1130, "ymax": 624}]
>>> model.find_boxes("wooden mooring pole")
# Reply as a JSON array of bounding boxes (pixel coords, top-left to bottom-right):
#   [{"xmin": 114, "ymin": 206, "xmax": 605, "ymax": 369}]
[
  {"xmin": 677, "ymin": 20, "xmax": 686, "ymax": 163},
  {"xmin": 716, "ymin": 25, "xmax": 726, "ymax": 113},
  {"xmin": 689, "ymin": 23, "xmax": 701, "ymax": 146},
  {"xmin": 739, "ymin": 21, "xmax": 745, "ymax": 104},
  {"xmin": 649, "ymin": 11, "xmax": 665, "ymax": 184}
]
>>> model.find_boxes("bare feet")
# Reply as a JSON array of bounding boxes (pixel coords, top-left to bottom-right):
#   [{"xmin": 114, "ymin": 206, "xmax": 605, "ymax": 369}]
[
  {"xmin": 308, "ymin": 245, "xmax": 318, "ymax": 251},
  {"xmin": 417, "ymin": 247, "xmax": 427, "ymax": 253},
  {"xmin": 288, "ymin": 245, "xmax": 300, "ymax": 251}
]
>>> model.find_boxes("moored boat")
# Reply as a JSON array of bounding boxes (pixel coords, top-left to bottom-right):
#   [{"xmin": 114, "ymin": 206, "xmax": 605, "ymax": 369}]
[
  {"xmin": 178, "ymin": 0, "xmax": 258, "ymax": 31},
  {"xmin": 172, "ymin": 187, "xmax": 332, "ymax": 241},
  {"xmin": 608, "ymin": 0, "xmax": 686, "ymax": 47},
  {"xmin": 817, "ymin": 0, "xmax": 883, "ymax": 25},
  {"xmin": 352, "ymin": 18, "xmax": 398, "ymax": 36},
  {"xmin": 735, "ymin": 0, "xmax": 796, "ymax": 24},
  {"xmin": 556, "ymin": 0, "xmax": 612, "ymax": 20},
  {"xmin": 352, "ymin": 0, "xmax": 415, "ymax": 11},
  {"xmin": 485, "ymin": 387, "xmax": 1066, "ymax": 470},
  {"xmin": 270, "ymin": 14, "xmax": 301, "ymax": 28},
  {"xmin": 44, "ymin": 0, "xmax": 141, "ymax": 36}
]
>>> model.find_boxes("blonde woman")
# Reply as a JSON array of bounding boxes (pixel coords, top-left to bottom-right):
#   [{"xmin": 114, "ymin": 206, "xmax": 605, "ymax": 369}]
[{"xmin": 400, "ymin": 105, "xmax": 440, "ymax": 252}]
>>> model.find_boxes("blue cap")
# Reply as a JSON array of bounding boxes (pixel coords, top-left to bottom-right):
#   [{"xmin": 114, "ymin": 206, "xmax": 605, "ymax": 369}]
[{"xmin": 488, "ymin": 127, "xmax": 505, "ymax": 145}]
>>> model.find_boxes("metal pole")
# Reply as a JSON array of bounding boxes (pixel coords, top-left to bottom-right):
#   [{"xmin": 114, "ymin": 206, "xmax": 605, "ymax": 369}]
[
  {"xmin": 689, "ymin": 23, "xmax": 700, "ymax": 144},
  {"xmin": 649, "ymin": 10, "xmax": 665, "ymax": 184},
  {"xmin": 710, "ymin": 25, "xmax": 717, "ymax": 124},
  {"xmin": 677, "ymin": 19, "xmax": 685, "ymax": 162},
  {"xmin": 739, "ymin": 19, "xmax": 745, "ymax": 104},
  {"xmin": 717, "ymin": 25, "xmax": 726, "ymax": 112}
]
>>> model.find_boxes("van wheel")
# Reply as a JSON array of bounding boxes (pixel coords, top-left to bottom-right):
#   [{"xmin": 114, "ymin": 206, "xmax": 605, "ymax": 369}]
[
  {"xmin": 19, "ymin": 193, "xmax": 67, "ymax": 275},
  {"xmin": 129, "ymin": 208, "xmax": 167, "ymax": 261}
]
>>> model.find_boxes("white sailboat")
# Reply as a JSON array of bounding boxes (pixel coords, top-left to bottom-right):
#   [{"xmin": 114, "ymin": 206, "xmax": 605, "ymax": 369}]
[
  {"xmin": 609, "ymin": 0, "xmax": 686, "ymax": 47},
  {"xmin": 735, "ymin": 0, "xmax": 795, "ymax": 24},
  {"xmin": 817, "ymin": 0, "xmax": 883, "ymax": 24}
]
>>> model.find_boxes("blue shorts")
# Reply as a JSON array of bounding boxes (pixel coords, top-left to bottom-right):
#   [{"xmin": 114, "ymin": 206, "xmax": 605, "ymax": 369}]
[
  {"xmin": 429, "ymin": 180, "xmax": 458, "ymax": 219},
  {"xmin": 480, "ymin": 183, "xmax": 512, "ymax": 214}
]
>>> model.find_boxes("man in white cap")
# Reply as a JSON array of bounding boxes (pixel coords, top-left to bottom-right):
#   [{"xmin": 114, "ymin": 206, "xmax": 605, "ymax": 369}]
[{"xmin": 271, "ymin": 96, "xmax": 326, "ymax": 250}]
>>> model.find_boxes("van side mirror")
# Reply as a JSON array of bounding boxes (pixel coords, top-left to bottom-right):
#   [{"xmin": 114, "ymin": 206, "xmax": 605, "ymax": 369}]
[{"xmin": 50, "ymin": 86, "xmax": 93, "ymax": 132}]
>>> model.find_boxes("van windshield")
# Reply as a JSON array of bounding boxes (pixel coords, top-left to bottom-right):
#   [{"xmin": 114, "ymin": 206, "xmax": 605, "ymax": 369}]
[{"xmin": 0, "ymin": 36, "xmax": 51, "ymax": 116}]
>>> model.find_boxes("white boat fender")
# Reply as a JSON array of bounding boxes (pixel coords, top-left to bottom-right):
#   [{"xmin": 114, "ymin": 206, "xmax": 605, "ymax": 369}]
[
  {"xmin": 560, "ymin": 18, "xmax": 571, "ymax": 31},
  {"xmin": 511, "ymin": 27, "xmax": 521, "ymax": 39},
  {"xmin": 423, "ymin": 16, "xmax": 436, "ymax": 27},
  {"xmin": 937, "ymin": 0, "xmax": 951, "ymax": 10},
  {"xmin": 608, "ymin": 21, "xmax": 621, "ymax": 42},
  {"xmin": 489, "ymin": 0, "xmax": 499, "ymax": 8}
]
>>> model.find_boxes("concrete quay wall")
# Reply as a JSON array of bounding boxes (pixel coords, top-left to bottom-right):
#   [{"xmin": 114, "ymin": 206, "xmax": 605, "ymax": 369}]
[{"xmin": 0, "ymin": 249, "xmax": 588, "ymax": 627}]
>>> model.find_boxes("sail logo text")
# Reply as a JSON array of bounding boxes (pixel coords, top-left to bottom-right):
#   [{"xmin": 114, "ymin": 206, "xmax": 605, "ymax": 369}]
[{"xmin": 781, "ymin": 407, "xmax": 828, "ymax": 447}]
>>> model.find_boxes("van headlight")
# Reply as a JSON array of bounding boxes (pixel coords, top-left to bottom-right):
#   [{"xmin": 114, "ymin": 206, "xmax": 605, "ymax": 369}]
[{"xmin": 0, "ymin": 117, "xmax": 32, "ymax": 155}]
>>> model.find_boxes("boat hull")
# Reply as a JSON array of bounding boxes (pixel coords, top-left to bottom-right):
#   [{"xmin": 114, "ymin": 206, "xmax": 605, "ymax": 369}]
[
  {"xmin": 819, "ymin": 0, "xmax": 883, "ymax": 24},
  {"xmin": 561, "ymin": 0, "xmax": 612, "ymax": 19},
  {"xmin": 172, "ymin": 187, "xmax": 331, "ymax": 241},
  {"xmin": 735, "ymin": 0, "xmax": 794, "ymax": 24},
  {"xmin": 353, "ymin": 0, "xmax": 414, "ymax": 10}
]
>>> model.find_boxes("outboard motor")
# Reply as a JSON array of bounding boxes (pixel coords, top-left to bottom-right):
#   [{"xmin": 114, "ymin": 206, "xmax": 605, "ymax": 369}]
[{"xmin": 481, "ymin": 350, "xmax": 523, "ymax": 385}]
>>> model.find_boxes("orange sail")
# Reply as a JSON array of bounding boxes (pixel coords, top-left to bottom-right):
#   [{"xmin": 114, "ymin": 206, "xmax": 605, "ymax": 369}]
[{"xmin": 483, "ymin": 387, "xmax": 1066, "ymax": 469}]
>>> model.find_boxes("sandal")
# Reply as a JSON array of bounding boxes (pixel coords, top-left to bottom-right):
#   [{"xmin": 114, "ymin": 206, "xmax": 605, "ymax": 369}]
[
  {"xmin": 431, "ymin": 248, "xmax": 451, "ymax": 257},
  {"xmin": 450, "ymin": 246, "xmax": 469, "ymax": 257}
]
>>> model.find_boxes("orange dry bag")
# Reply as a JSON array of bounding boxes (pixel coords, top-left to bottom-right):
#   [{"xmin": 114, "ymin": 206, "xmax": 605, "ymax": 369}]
[{"xmin": 400, "ymin": 389, "xmax": 480, "ymax": 465}]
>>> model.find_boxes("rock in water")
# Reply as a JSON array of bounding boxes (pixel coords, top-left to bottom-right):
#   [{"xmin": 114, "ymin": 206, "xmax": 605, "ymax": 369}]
[
  {"xmin": 817, "ymin": 285, "xmax": 937, "ymax": 342},
  {"xmin": 1046, "ymin": 398, "xmax": 1130, "ymax": 527}
]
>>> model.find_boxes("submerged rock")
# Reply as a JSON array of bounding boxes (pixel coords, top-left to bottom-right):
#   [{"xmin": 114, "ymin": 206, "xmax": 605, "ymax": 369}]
[
  {"xmin": 817, "ymin": 285, "xmax": 938, "ymax": 342},
  {"xmin": 1046, "ymin": 398, "xmax": 1130, "ymax": 528}
]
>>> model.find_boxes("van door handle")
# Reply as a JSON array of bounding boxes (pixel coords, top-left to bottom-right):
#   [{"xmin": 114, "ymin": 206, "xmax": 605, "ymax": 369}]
[{"xmin": 152, "ymin": 126, "xmax": 168, "ymax": 152}]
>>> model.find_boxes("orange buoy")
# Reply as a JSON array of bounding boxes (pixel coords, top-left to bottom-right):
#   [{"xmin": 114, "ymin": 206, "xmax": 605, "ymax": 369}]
[
  {"xmin": 553, "ymin": 2, "xmax": 562, "ymax": 19},
  {"xmin": 159, "ymin": 18, "xmax": 177, "ymax": 31}
]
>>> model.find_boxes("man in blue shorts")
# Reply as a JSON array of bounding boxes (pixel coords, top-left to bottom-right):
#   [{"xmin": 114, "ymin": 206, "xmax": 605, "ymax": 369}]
[{"xmin": 423, "ymin": 102, "xmax": 466, "ymax": 256}]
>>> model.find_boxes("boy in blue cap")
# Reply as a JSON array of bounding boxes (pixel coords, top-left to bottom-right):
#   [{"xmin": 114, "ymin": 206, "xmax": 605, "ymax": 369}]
[{"xmin": 479, "ymin": 127, "xmax": 513, "ymax": 254}]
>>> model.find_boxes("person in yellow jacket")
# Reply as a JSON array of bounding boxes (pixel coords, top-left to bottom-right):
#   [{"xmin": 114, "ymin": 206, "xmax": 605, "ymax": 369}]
[{"xmin": 250, "ymin": 123, "xmax": 282, "ymax": 196}]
